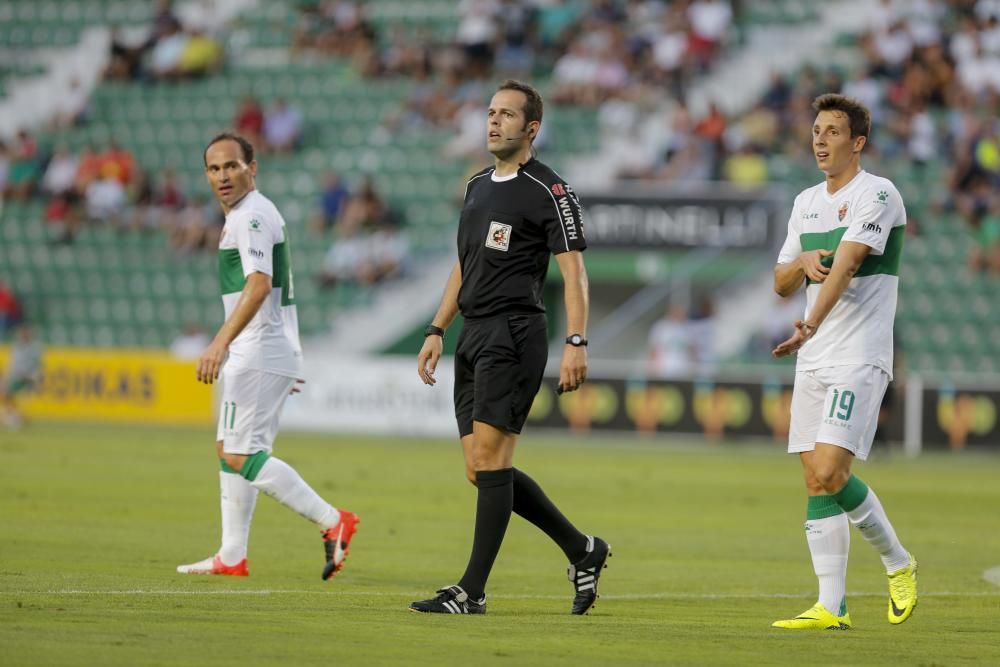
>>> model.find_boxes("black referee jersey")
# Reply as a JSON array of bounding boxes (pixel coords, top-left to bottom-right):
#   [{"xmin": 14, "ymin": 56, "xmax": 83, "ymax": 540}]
[{"xmin": 457, "ymin": 158, "xmax": 586, "ymax": 319}]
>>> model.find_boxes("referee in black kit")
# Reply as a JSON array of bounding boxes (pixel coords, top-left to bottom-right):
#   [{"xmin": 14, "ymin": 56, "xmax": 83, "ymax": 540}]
[{"xmin": 410, "ymin": 80, "xmax": 610, "ymax": 616}]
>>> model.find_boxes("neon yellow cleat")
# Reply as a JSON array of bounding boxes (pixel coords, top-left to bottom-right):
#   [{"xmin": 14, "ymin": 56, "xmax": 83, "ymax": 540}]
[
  {"xmin": 772, "ymin": 603, "xmax": 851, "ymax": 630},
  {"xmin": 887, "ymin": 554, "xmax": 918, "ymax": 624}
]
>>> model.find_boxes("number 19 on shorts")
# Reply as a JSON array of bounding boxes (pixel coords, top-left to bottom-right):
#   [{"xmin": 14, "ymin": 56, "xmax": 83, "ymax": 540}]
[{"xmin": 828, "ymin": 389, "xmax": 855, "ymax": 422}]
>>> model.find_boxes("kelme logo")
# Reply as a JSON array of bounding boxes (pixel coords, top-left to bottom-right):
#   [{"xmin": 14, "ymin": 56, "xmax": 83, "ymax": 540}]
[
  {"xmin": 249, "ymin": 219, "xmax": 262, "ymax": 231},
  {"xmin": 876, "ymin": 190, "xmax": 888, "ymax": 205}
]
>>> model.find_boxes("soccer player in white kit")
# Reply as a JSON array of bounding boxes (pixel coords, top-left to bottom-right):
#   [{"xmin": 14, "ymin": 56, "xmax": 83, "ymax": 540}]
[
  {"xmin": 770, "ymin": 95, "xmax": 917, "ymax": 630},
  {"xmin": 177, "ymin": 133, "xmax": 359, "ymax": 580}
]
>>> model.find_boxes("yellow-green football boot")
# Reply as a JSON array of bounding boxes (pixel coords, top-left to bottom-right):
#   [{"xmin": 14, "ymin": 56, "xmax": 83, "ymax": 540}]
[
  {"xmin": 772, "ymin": 603, "xmax": 851, "ymax": 630},
  {"xmin": 887, "ymin": 554, "xmax": 918, "ymax": 624}
]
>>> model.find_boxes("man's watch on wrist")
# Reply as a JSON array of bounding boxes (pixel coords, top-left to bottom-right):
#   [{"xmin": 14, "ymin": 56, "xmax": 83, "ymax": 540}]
[
  {"xmin": 424, "ymin": 324, "xmax": 445, "ymax": 339},
  {"xmin": 565, "ymin": 334, "xmax": 588, "ymax": 347}
]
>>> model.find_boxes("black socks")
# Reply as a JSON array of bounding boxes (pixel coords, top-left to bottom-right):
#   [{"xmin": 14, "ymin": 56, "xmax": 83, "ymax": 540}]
[
  {"xmin": 458, "ymin": 468, "xmax": 514, "ymax": 600},
  {"xmin": 513, "ymin": 468, "xmax": 589, "ymax": 563}
]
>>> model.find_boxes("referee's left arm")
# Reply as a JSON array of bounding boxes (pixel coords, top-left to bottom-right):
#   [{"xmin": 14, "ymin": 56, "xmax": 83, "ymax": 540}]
[{"xmin": 555, "ymin": 250, "xmax": 588, "ymax": 393}]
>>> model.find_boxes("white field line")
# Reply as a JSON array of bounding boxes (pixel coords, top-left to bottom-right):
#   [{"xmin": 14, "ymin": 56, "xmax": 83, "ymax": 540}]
[{"xmin": 0, "ymin": 590, "xmax": 997, "ymax": 599}]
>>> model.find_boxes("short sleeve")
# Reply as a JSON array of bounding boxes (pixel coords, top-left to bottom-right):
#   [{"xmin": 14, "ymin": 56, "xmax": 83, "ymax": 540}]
[
  {"xmin": 531, "ymin": 176, "xmax": 587, "ymax": 254},
  {"xmin": 232, "ymin": 209, "xmax": 277, "ymax": 277},
  {"xmin": 776, "ymin": 196, "xmax": 802, "ymax": 264},
  {"xmin": 842, "ymin": 182, "xmax": 904, "ymax": 255}
]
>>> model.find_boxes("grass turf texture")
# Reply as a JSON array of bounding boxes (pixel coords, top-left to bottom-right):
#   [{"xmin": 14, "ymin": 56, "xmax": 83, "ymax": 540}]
[{"xmin": 2, "ymin": 423, "xmax": 999, "ymax": 666}]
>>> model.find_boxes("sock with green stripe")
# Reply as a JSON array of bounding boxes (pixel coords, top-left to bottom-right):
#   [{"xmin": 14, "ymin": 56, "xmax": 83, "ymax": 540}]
[
  {"xmin": 244, "ymin": 453, "xmax": 341, "ymax": 530},
  {"xmin": 218, "ymin": 466, "xmax": 257, "ymax": 565},
  {"xmin": 832, "ymin": 475, "xmax": 910, "ymax": 573},
  {"xmin": 805, "ymin": 495, "xmax": 849, "ymax": 615}
]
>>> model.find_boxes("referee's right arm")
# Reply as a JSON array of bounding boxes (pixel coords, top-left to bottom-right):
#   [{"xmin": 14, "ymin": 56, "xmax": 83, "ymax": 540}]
[{"xmin": 417, "ymin": 261, "xmax": 461, "ymax": 386}]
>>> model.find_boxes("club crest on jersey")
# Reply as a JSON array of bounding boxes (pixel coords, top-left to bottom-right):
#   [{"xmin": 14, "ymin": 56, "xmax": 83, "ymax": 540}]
[
  {"xmin": 486, "ymin": 221, "xmax": 512, "ymax": 251},
  {"xmin": 551, "ymin": 183, "xmax": 567, "ymax": 196},
  {"xmin": 838, "ymin": 201, "xmax": 849, "ymax": 222}
]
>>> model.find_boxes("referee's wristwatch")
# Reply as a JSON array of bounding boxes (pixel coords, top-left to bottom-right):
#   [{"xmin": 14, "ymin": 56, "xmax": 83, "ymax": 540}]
[{"xmin": 565, "ymin": 334, "xmax": 588, "ymax": 347}]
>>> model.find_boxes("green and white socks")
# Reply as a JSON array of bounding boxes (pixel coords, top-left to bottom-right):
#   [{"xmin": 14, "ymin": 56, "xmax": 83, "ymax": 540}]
[
  {"xmin": 218, "ymin": 470, "xmax": 257, "ymax": 565},
  {"xmin": 833, "ymin": 476, "xmax": 910, "ymax": 573},
  {"xmin": 216, "ymin": 453, "xmax": 341, "ymax": 566},
  {"xmin": 805, "ymin": 475, "xmax": 909, "ymax": 613},
  {"xmin": 244, "ymin": 453, "xmax": 341, "ymax": 530},
  {"xmin": 805, "ymin": 495, "xmax": 850, "ymax": 615}
]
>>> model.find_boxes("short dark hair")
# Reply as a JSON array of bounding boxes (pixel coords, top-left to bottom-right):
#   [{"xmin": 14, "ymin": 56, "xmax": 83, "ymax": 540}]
[
  {"xmin": 812, "ymin": 94, "xmax": 871, "ymax": 139},
  {"xmin": 497, "ymin": 79, "xmax": 543, "ymax": 125},
  {"xmin": 203, "ymin": 132, "xmax": 255, "ymax": 166}
]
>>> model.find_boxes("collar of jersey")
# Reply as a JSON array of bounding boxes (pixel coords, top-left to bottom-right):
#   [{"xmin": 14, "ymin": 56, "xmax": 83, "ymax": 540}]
[
  {"xmin": 490, "ymin": 169, "xmax": 518, "ymax": 183},
  {"xmin": 229, "ymin": 188, "xmax": 258, "ymax": 212},
  {"xmin": 820, "ymin": 169, "xmax": 865, "ymax": 203}
]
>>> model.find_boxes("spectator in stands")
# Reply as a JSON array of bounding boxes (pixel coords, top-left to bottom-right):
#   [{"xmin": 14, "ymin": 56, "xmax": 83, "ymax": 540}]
[
  {"xmin": 368, "ymin": 218, "xmax": 410, "ymax": 283},
  {"xmin": 73, "ymin": 144, "xmax": 103, "ymax": 193},
  {"xmin": 456, "ymin": 0, "xmax": 501, "ymax": 77},
  {"xmin": 147, "ymin": 20, "xmax": 190, "ymax": 80},
  {"xmin": 308, "ymin": 171, "xmax": 350, "ymax": 236},
  {"xmin": 7, "ymin": 130, "xmax": 39, "ymax": 200},
  {"xmin": 170, "ymin": 323, "xmax": 211, "ymax": 360},
  {"xmin": 85, "ymin": 163, "xmax": 127, "ymax": 225},
  {"xmin": 686, "ymin": 0, "xmax": 732, "ymax": 69},
  {"xmin": 317, "ymin": 226, "xmax": 369, "ymax": 288},
  {"xmin": 263, "ymin": 99, "xmax": 303, "ymax": 154},
  {"xmin": 1, "ymin": 324, "xmax": 42, "ymax": 429},
  {"xmin": 0, "ymin": 283, "xmax": 22, "ymax": 337},
  {"xmin": 40, "ymin": 146, "xmax": 78, "ymax": 198},
  {"xmin": 177, "ymin": 29, "xmax": 224, "ymax": 78},
  {"xmin": 106, "ymin": 26, "xmax": 145, "ymax": 81},
  {"xmin": 647, "ymin": 303, "xmax": 696, "ymax": 379},
  {"xmin": 233, "ymin": 95, "xmax": 265, "ymax": 148},
  {"xmin": 99, "ymin": 140, "xmax": 136, "ymax": 187},
  {"xmin": 494, "ymin": 0, "xmax": 537, "ymax": 76},
  {"xmin": 171, "ymin": 195, "xmax": 216, "ymax": 253},
  {"xmin": 964, "ymin": 192, "xmax": 1000, "ymax": 276},
  {"xmin": 336, "ymin": 176, "xmax": 390, "ymax": 235}
]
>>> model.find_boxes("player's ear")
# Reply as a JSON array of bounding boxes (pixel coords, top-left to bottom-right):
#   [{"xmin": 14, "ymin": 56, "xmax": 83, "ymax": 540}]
[
  {"xmin": 854, "ymin": 135, "xmax": 866, "ymax": 153},
  {"xmin": 249, "ymin": 159, "xmax": 258, "ymax": 176}
]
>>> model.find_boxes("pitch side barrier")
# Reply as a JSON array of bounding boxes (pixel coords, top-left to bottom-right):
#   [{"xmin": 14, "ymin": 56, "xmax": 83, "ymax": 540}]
[
  {"xmin": 0, "ymin": 346, "xmax": 213, "ymax": 426},
  {"xmin": 274, "ymin": 355, "xmax": 997, "ymax": 451}
]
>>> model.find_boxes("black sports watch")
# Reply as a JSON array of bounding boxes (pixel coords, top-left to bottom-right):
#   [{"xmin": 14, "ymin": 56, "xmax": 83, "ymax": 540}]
[
  {"xmin": 565, "ymin": 334, "xmax": 588, "ymax": 347},
  {"xmin": 424, "ymin": 324, "xmax": 445, "ymax": 338}
]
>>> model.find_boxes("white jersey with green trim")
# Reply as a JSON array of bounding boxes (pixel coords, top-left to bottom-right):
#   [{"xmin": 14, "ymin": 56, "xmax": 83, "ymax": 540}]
[
  {"xmin": 776, "ymin": 170, "xmax": 906, "ymax": 378},
  {"xmin": 218, "ymin": 189, "xmax": 302, "ymax": 378}
]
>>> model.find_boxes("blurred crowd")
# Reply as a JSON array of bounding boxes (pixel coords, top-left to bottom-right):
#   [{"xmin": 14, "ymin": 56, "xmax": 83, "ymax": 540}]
[
  {"xmin": 105, "ymin": 0, "xmax": 224, "ymax": 83},
  {"xmin": 621, "ymin": 0, "xmax": 1000, "ymax": 275},
  {"xmin": 309, "ymin": 173, "xmax": 410, "ymax": 289},
  {"xmin": 291, "ymin": 0, "xmax": 735, "ymax": 163},
  {"xmin": 0, "ymin": 131, "xmax": 223, "ymax": 251}
]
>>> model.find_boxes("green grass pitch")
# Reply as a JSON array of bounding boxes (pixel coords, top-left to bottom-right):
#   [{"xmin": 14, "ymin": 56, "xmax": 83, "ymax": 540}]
[{"xmin": 2, "ymin": 423, "xmax": 999, "ymax": 666}]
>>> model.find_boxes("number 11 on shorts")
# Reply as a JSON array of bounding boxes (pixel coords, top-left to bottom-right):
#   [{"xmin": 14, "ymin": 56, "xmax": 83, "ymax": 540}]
[{"xmin": 223, "ymin": 401, "xmax": 237, "ymax": 433}]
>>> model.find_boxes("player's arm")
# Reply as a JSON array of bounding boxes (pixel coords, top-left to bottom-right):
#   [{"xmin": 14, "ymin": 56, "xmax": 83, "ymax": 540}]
[
  {"xmin": 773, "ymin": 250, "xmax": 833, "ymax": 297},
  {"xmin": 773, "ymin": 197, "xmax": 832, "ymax": 297},
  {"xmin": 417, "ymin": 260, "xmax": 462, "ymax": 386},
  {"xmin": 555, "ymin": 250, "xmax": 588, "ymax": 393},
  {"xmin": 198, "ymin": 272, "xmax": 271, "ymax": 383},
  {"xmin": 773, "ymin": 241, "xmax": 870, "ymax": 357}
]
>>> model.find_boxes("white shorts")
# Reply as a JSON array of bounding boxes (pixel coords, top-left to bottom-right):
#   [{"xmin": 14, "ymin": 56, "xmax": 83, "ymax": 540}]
[
  {"xmin": 216, "ymin": 366, "xmax": 296, "ymax": 455},
  {"xmin": 788, "ymin": 364, "xmax": 889, "ymax": 461}
]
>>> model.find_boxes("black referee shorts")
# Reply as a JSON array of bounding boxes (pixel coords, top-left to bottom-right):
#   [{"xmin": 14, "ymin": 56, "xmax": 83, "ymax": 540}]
[{"xmin": 454, "ymin": 313, "xmax": 548, "ymax": 438}]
